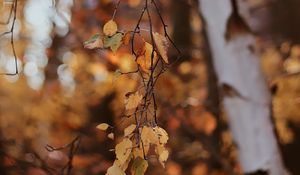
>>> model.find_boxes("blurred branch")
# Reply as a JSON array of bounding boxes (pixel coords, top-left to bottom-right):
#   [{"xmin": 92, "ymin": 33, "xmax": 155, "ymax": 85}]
[{"xmin": 46, "ymin": 135, "xmax": 81, "ymax": 175}]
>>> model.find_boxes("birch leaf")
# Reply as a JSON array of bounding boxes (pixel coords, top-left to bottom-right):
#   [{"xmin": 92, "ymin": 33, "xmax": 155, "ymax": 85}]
[
  {"xmin": 125, "ymin": 92, "xmax": 143, "ymax": 110},
  {"xmin": 103, "ymin": 33, "xmax": 124, "ymax": 53},
  {"xmin": 108, "ymin": 133, "xmax": 114, "ymax": 140},
  {"xmin": 131, "ymin": 156, "xmax": 148, "ymax": 175},
  {"xmin": 141, "ymin": 126, "xmax": 159, "ymax": 145},
  {"xmin": 106, "ymin": 164, "xmax": 125, "ymax": 175},
  {"xmin": 84, "ymin": 33, "xmax": 103, "ymax": 49},
  {"xmin": 115, "ymin": 138, "xmax": 133, "ymax": 165},
  {"xmin": 103, "ymin": 20, "xmax": 118, "ymax": 36},
  {"xmin": 154, "ymin": 126, "xmax": 169, "ymax": 144},
  {"xmin": 159, "ymin": 150, "xmax": 169, "ymax": 168},
  {"xmin": 123, "ymin": 31, "xmax": 131, "ymax": 45},
  {"xmin": 96, "ymin": 123, "xmax": 110, "ymax": 131},
  {"xmin": 153, "ymin": 32, "xmax": 169, "ymax": 63},
  {"xmin": 136, "ymin": 42, "xmax": 158, "ymax": 73},
  {"xmin": 124, "ymin": 124, "xmax": 136, "ymax": 137}
]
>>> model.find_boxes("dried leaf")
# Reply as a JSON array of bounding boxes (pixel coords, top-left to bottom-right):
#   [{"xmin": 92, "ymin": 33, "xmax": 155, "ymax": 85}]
[
  {"xmin": 141, "ymin": 126, "xmax": 159, "ymax": 145},
  {"xmin": 103, "ymin": 33, "xmax": 124, "ymax": 53},
  {"xmin": 136, "ymin": 42, "xmax": 158, "ymax": 73},
  {"xmin": 96, "ymin": 123, "xmax": 110, "ymax": 131},
  {"xmin": 125, "ymin": 92, "xmax": 143, "ymax": 110},
  {"xmin": 153, "ymin": 32, "xmax": 169, "ymax": 63},
  {"xmin": 155, "ymin": 145, "xmax": 169, "ymax": 168},
  {"xmin": 84, "ymin": 33, "xmax": 103, "ymax": 49},
  {"xmin": 131, "ymin": 156, "xmax": 148, "ymax": 175},
  {"xmin": 124, "ymin": 124, "xmax": 136, "ymax": 137},
  {"xmin": 106, "ymin": 164, "xmax": 125, "ymax": 175},
  {"xmin": 108, "ymin": 133, "xmax": 114, "ymax": 140},
  {"xmin": 115, "ymin": 138, "xmax": 133, "ymax": 165},
  {"xmin": 114, "ymin": 158, "xmax": 131, "ymax": 171},
  {"xmin": 103, "ymin": 20, "xmax": 118, "ymax": 36},
  {"xmin": 154, "ymin": 126, "xmax": 168, "ymax": 144},
  {"xmin": 123, "ymin": 31, "xmax": 131, "ymax": 45}
]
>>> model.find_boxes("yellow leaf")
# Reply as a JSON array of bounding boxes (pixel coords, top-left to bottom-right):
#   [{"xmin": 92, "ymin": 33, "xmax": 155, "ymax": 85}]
[
  {"xmin": 154, "ymin": 126, "xmax": 169, "ymax": 144},
  {"xmin": 106, "ymin": 164, "xmax": 126, "ymax": 175},
  {"xmin": 103, "ymin": 20, "xmax": 118, "ymax": 36},
  {"xmin": 155, "ymin": 145, "xmax": 169, "ymax": 168},
  {"xmin": 125, "ymin": 92, "xmax": 143, "ymax": 110},
  {"xmin": 96, "ymin": 123, "xmax": 110, "ymax": 131},
  {"xmin": 124, "ymin": 124, "xmax": 136, "ymax": 137},
  {"xmin": 136, "ymin": 42, "xmax": 158, "ymax": 73},
  {"xmin": 153, "ymin": 32, "xmax": 169, "ymax": 63},
  {"xmin": 108, "ymin": 133, "xmax": 114, "ymax": 140},
  {"xmin": 115, "ymin": 138, "xmax": 133, "ymax": 165},
  {"xmin": 141, "ymin": 126, "xmax": 159, "ymax": 145},
  {"xmin": 114, "ymin": 158, "xmax": 131, "ymax": 171}
]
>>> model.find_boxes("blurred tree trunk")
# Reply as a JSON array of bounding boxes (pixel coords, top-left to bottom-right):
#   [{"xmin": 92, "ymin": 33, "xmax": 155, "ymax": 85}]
[
  {"xmin": 171, "ymin": 0, "xmax": 192, "ymax": 59},
  {"xmin": 198, "ymin": 0, "xmax": 288, "ymax": 174}
]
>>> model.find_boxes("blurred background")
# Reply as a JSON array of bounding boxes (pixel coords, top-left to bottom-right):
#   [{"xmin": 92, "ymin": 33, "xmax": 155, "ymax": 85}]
[{"xmin": 1, "ymin": 0, "xmax": 300, "ymax": 174}]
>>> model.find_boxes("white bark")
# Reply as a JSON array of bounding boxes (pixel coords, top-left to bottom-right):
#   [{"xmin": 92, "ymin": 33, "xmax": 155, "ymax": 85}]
[{"xmin": 199, "ymin": 0, "xmax": 288, "ymax": 174}]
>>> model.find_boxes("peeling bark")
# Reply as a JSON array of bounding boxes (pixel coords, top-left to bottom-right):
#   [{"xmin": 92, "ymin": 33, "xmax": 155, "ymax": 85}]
[{"xmin": 199, "ymin": 0, "xmax": 288, "ymax": 174}]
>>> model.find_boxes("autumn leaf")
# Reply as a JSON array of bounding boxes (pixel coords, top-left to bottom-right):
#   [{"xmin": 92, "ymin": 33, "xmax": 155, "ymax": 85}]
[
  {"xmin": 96, "ymin": 123, "xmax": 110, "ymax": 131},
  {"xmin": 153, "ymin": 32, "xmax": 169, "ymax": 63},
  {"xmin": 141, "ymin": 126, "xmax": 159, "ymax": 145},
  {"xmin": 124, "ymin": 124, "xmax": 136, "ymax": 137},
  {"xmin": 103, "ymin": 20, "xmax": 118, "ymax": 36},
  {"xmin": 136, "ymin": 42, "xmax": 158, "ymax": 73},
  {"xmin": 122, "ymin": 31, "xmax": 131, "ymax": 45},
  {"xmin": 115, "ymin": 138, "xmax": 133, "ymax": 165},
  {"xmin": 154, "ymin": 126, "xmax": 169, "ymax": 144},
  {"xmin": 155, "ymin": 145, "xmax": 169, "ymax": 168},
  {"xmin": 106, "ymin": 164, "xmax": 125, "ymax": 175},
  {"xmin": 103, "ymin": 33, "xmax": 124, "ymax": 53},
  {"xmin": 108, "ymin": 133, "xmax": 114, "ymax": 140},
  {"xmin": 114, "ymin": 159, "xmax": 131, "ymax": 172},
  {"xmin": 125, "ymin": 91, "xmax": 143, "ymax": 110},
  {"xmin": 131, "ymin": 156, "xmax": 148, "ymax": 175},
  {"xmin": 83, "ymin": 33, "xmax": 103, "ymax": 49}
]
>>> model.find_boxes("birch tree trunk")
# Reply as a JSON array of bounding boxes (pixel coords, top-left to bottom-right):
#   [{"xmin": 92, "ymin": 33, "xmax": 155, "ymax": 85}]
[{"xmin": 198, "ymin": 0, "xmax": 288, "ymax": 174}]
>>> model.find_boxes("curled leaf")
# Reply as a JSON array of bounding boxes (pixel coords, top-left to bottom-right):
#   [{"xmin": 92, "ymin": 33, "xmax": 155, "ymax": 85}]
[
  {"xmin": 154, "ymin": 126, "xmax": 169, "ymax": 144},
  {"xmin": 153, "ymin": 32, "xmax": 169, "ymax": 63},
  {"xmin": 124, "ymin": 124, "xmax": 136, "ymax": 137},
  {"xmin": 84, "ymin": 33, "xmax": 103, "ymax": 49},
  {"xmin": 115, "ymin": 138, "xmax": 133, "ymax": 165},
  {"xmin": 125, "ymin": 91, "xmax": 143, "ymax": 110},
  {"xmin": 108, "ymin": 133, "xmax": 114, "ymax": 140},
  {"xmin": 136, "ymin": 42, "xmax": 158, "ymax": 73},
  {"xmin": 159, "ymin": 149, "xmax": 169, "ymax": 168},
  {"xmin": 123, "ymin": 31, "xmax": 131, "ymax": 45},
  {"xmin": 97, "ymin": 123, "xmax": 110, "ymax": 131},
  {"xmin": 103, "ymin": 20, "xmax": 118, "ymax": 36}
]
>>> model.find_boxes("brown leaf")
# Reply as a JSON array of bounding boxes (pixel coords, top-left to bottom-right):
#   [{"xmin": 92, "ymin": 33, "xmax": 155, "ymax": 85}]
[
  {"xmin": 136, "ymin": 42, "xmax": 158, "ymax": 73},
  {"xmin": 153, "ymin": 32, "xmax": 169, "ymax": 63},
  {"xmin": 122, "ymin": 31, "xmax": 131, "ymax": 45}
]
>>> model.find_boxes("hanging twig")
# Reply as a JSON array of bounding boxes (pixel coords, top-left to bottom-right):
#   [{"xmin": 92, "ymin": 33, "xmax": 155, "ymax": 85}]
[{"xmin": 0, "ymin": 0, "xmax": 18, "ymax": 76}]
